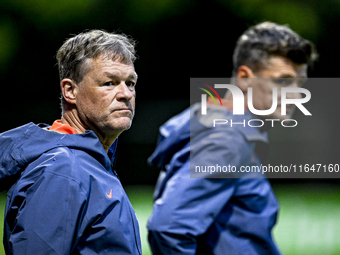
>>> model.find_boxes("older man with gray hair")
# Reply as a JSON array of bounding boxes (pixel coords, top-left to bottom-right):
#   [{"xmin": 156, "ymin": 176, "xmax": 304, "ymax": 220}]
[{"xmin": 0, "ymin": 30, "xmax": 141, "ymax": 254}]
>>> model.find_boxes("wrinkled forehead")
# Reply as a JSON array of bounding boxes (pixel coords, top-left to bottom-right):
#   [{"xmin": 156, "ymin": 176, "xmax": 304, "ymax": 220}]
[{"xmin": 81, "ymin": 55, "xmax": 137, "ymax": 79}]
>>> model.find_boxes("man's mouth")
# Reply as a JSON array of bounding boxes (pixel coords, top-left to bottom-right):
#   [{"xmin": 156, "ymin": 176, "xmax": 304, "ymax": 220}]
[{"xmin": 114, "ymin": 108, "xmax": 132, "ymax": 112}]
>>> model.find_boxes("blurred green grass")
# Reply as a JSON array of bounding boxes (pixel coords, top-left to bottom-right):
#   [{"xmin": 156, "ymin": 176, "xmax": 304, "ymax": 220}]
[
  {"xmin": 1, "ymin": 184, "xmax": 340, "ymax": 255},
  {"xmin": 272, "ymin": 184, "xmax": 340, "ymax": 255}
]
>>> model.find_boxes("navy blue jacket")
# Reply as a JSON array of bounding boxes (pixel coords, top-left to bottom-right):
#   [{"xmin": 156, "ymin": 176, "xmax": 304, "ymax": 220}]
[
  {"xmin": 0, "ymin": 123, "xmax": 142, "ymax": 255},
  {"xmin": 147, "ymin": 105, "xmax": 281, "ymax": 255}
]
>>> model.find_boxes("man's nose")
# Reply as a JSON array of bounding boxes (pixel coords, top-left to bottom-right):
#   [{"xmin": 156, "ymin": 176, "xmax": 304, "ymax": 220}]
[{"xmin": 116, "ymin": 82, "xmax": 134, "ymax": 101}]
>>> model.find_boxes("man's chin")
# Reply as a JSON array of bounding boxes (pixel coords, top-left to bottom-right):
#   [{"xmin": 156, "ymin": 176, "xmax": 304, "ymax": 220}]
[
  {"xmin": 265, "ymin": 108, "xmax": 294, "ymax": 120},
  {"xmin": 264, "ymin": 114, "xmax": 291, "ymax": 120},
  {"xmin": 113, "ymin": 118, "xmax": 133, "ymax": 131},
  {"xmin": 274, "ymin": 106, "xmax": 296, "ymax": 120}
]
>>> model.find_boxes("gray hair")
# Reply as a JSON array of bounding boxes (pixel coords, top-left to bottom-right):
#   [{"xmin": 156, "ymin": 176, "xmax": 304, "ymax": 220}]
[
  {"xmin": 232, "ymin": 22, "xmax": 318, "ymax": 76},
  {"xmin": 56, "ymin": 29, "xmax": 137, "ymax": 84}
]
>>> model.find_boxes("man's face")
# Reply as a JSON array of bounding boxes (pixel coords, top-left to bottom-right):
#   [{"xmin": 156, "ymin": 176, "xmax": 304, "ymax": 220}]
[
  {"xmin": 249, "ymin": 56, "xmax": 307, "ymax": 120},
  {"xmin": 75, "ymin": 56, "xmax": 137, "ymax": 140}
]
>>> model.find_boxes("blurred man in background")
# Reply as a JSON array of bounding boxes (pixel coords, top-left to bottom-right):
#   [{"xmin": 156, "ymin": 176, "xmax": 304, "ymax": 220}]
[
  {"xmin": 147, "ymin": 22, "xmax": 317, "ymax": 254},
  {"xmin": 0, "ymin": 30, "xmax": 142, "ymax": 254}
]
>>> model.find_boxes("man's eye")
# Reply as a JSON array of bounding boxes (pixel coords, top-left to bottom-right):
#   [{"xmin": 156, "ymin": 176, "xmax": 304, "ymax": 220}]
[
  {"xmin": 103, "ymin": 81, "xmax": 114, "ymax": 86},
  {"xmin": 272, "ymin": 78, "xmax": 294, "ymax": 86},
  {"xmin": 126, "ymin": 81, "xmax": 136, "ymax": 87}
]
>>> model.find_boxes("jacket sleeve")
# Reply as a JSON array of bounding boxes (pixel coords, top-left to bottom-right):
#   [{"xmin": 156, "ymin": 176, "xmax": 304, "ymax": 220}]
[
  {"xmin": 5, "ymin": 162, "xmax": 87, "ymax": 254},
  {"xmin": 147, "ymin": 131, "xmax": 245, "ymax": 255}
]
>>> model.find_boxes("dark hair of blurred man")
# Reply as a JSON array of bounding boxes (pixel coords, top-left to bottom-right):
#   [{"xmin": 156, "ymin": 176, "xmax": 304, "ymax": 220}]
[{"xmin": 147, "ymin": 22, "xmax": 317, "ymax": 255}]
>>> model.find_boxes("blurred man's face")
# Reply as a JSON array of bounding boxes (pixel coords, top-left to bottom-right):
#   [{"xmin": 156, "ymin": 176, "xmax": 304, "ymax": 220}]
[{"xmin": 250, "ymin": 56, "xmax": 307, "ymax": 120}]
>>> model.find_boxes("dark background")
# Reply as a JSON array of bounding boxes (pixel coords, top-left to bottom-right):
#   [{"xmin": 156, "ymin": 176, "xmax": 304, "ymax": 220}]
[{"xmin": 0, "ymin": 0, "xmax": 339, "ymax": 185}]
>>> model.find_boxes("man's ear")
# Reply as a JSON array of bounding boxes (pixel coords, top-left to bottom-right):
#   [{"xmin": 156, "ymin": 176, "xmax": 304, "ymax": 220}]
[
  {"xmin": 60, "ymin": 79, "xmax": 78, "ymax": 104},
  {"xmin": 236, "ymin": 65, "xmax": 256, "ymax": 92}
]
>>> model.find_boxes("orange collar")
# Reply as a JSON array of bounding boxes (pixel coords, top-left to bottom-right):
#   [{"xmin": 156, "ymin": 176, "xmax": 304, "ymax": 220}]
[
  {"xmin": 50, "ymin": 120, "xmax": 78, "ymax": 134},
  {"xmin": 207, "ymin": 96, "xmax": 233, "ymax": 109}
]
